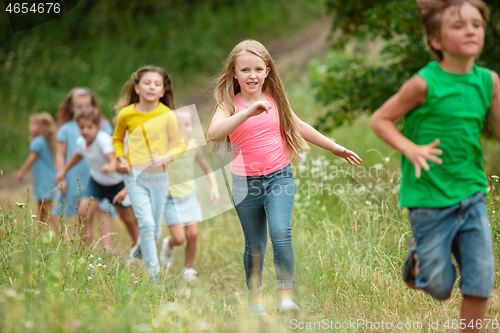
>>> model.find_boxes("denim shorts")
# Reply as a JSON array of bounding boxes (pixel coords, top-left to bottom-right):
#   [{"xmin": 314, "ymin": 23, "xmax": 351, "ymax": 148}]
[
  {"xmin": 164, "ymin": 191, "xmax": 203, "ymax": 226},
  {"xmin": 81, "ymin": 177, "xmax": 129, "ymax": 209},
  {"xmin": 408, "ymin": 192, "xmax": 494, "ymax": 300}
]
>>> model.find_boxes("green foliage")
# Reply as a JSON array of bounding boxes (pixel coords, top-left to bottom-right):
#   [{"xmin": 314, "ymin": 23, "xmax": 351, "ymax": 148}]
[
  {"xmin": 0, "ymin": 0, "xmax": 322, "ymax": 173},
  {"xmin": 313, "ymin": 0, "xmax": 500, "ymax": 131}
]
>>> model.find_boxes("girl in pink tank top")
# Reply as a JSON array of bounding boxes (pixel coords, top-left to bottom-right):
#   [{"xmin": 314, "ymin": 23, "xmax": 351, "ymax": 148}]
[{"xmin": 207, "ymin": 40, "xmax": 362, "ymax": 316}]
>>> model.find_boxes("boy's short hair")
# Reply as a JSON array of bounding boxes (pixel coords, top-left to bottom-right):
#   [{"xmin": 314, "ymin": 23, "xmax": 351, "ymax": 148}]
[
  {"xmin": 417, "ymin": 0, "xmax": 489, "ymax": 61},
  {"xmin": 74, "ymin": 107, "xmax": 101, "ymax": 126}
]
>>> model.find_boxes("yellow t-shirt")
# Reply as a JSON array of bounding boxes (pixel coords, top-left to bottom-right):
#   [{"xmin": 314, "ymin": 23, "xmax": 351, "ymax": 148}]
[
  {"xmin": 112, "ymin": 103, "xmax": 186, "ymax": 167},
  {"xmin": 168, "ymin": 138, "xmax": 197, "ymax": 198}
]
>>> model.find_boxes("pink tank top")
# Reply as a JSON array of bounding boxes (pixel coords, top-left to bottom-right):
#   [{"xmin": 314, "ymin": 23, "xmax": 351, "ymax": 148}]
[{"xmin": 229, "ymin": 93, "xmax": 290, "ymax": 176}]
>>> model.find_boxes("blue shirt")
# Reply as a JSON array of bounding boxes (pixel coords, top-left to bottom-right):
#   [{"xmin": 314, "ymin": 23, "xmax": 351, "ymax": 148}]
[
  {"xmin": 54, "ymin": 119, "xmax": 114, "ymax": 216},
  {"xmin": 29, "ymin": 136, "xmax": 57, "ymax": 201}
]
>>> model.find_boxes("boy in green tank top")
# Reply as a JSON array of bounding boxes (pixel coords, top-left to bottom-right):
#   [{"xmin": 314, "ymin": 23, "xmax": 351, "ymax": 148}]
[{"xmin": 371, "ymin": 0, "xmax": 500, "ymax": 330}]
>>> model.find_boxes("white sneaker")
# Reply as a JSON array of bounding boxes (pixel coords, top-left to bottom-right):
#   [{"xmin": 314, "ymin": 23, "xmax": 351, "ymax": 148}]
[
  {"xmin": 181, "ymin": 267, "xmax": 197, "ymax": 282},
  {"xmin": 159, "ymin": 237, "xmax": 176, "ymax": 269},
  {"xmin": 248, "ymin": 304, "xmax": 268, "ymax": 317},
  {"xmin": 280, "ymin": 299, "xmax": 299, "ymax": 314},
  {"xmin": 128, "ymin": 237, "xmax": 142, "ymax": 264}
]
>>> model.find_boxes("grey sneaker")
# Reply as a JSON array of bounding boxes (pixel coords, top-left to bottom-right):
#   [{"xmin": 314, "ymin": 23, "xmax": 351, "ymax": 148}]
[
  {"xmin": 181, "ymin": 267, "xmax": 197, "ymax": 282},
  {"xmin": 159, "ymin": 236, "xmax": 176, "ymax": 269},
  {"xmin": 280, "ymin": 299, "xmax": 299, "ymax": 314},
  {"xmin": 129, "ymin": 238, "xmax": 142, "ymax": 264},
  {"xmin": 248, "ymin": 304, "xmax": 268, "ymax": 317}
]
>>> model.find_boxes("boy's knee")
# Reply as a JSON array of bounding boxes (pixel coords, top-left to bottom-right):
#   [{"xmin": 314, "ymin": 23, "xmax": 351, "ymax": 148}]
[{"xmin": 422, "ymin": 277, "xmax": 455, "ymax": 301}]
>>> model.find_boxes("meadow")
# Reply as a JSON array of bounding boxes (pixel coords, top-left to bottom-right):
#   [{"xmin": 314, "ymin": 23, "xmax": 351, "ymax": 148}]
[{"xmin": 1, "ymin": 69, "xmax": 499, "ymax": 332}]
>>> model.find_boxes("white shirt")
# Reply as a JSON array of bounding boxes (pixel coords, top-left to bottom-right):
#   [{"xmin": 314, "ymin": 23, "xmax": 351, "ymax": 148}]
[{"xmin": 76, "ymin": 131, "xmax": 123, "ymax": 186}]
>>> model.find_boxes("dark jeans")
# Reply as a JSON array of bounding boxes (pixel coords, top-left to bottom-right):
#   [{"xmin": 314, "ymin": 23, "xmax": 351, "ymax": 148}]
[{"xmin": 231, "ymin": 164, "xmax": 295, "ymax": 290}]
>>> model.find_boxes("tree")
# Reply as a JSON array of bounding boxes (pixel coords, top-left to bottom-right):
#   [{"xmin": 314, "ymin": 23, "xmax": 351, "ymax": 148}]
[{"xmin": 314, "ymin": 0, "xmax": 500, "ymax": 131}]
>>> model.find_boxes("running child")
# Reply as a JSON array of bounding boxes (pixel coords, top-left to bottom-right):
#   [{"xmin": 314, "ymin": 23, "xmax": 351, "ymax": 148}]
[
  {"xmin": 16, "ymin": 112, "xmax": 57, "ymax": 228},
  {"xmin": 56, "ymin": 107, "xmax": 139, "ymax": 247},
  {"xmin": 207, "ymin": 40, "xmax": 362, "ymax": 316},
  {"xmin": 370, "ymin": 1, "xmax": 498, "ymax": 330},
  {"xmin": 51, "ymin": 88, "xmax": 116, "ymax": 247},
  {"xmin": 112, "ymin": 65, "xmax": 186, "ymax": 279},
  {"xmin": 159, "ymin": 107, "xmax": 221, "ymax": 281}
]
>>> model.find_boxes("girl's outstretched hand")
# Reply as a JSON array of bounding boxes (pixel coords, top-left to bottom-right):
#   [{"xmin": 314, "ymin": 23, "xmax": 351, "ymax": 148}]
[
  {"xmin": 245, "ymin": 101, "xmax": 271, "ymax": 118},
  {"xmin": 403, "ymin": 138, "xmax": 443, "ymax": 179},
  {"xmin": 331, "ymin": 144, "xmax": 363, "ymax": 165}
]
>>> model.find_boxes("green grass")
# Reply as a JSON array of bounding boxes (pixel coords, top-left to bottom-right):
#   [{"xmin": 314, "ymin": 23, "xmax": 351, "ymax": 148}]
[{"xmin": 1, "ymin": 51, "xmax": 500, "ymax": 332}]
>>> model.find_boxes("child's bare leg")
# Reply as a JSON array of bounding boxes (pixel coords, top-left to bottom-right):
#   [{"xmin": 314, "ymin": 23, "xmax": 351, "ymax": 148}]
[
  {"xmin": 78, "ymin": 198, "xmax": 99, "ymax": 247},
  {"xmin": 116, "ymin": 206, "xmax": 139, "ymax": 245},
  {"xmin": 96, "ymin": 208, "xmax": 112, "ymax": 249},
  {"xmin": 278, "ymin": 289, "xmax": 293, "ymax": 302},
  {"xmin": 184, "ymin": 223, "xmax": 198, "ymax": 268},
  {"xmin": 168, "ymin": 224, "xmax": 186, "ymax": 247},
  {"xmin": 39, "ymin": 201, "xmax": 57, "ymax": 231},
  {"xmin": 461, "ymin": 296, "xmax": 488, "ymax": 332}
]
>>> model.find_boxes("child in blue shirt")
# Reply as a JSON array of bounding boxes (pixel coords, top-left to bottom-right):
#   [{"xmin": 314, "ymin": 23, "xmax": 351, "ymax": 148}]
[{"xmin": 17, "ymin": 112, "xmax": 57, "ymax": 228}]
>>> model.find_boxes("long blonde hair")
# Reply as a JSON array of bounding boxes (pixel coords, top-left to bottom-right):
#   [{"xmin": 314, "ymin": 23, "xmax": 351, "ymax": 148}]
[
  {"xmin": 207, "ymin": 40, "xmax": 308, "ymax": 160},
  {"xmin": 30, "ymin": 112, "xmax": 56, "ymax": 152}
]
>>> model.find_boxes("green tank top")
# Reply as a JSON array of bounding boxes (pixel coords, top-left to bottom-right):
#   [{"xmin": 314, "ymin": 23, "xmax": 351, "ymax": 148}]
[{"xmin": 400, "ymin": 61, "xmax": 493, "ymax": 208}]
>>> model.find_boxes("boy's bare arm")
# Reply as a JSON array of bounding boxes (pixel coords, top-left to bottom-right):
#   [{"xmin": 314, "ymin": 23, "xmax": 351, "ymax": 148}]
[
  {"xmin": 102, "ymin": 152, "xmax": 117, "ymax": 173},
  {"xmin": 56, "ymin": 153, "xmax": 83, "ymax": 183},
  {"xmin": 487, "ymin": 71, "xmax": 500, "ymax": 140},
  {"xmin": 370, "ymin": 76, "xmax": 442, "ymax": 178}
]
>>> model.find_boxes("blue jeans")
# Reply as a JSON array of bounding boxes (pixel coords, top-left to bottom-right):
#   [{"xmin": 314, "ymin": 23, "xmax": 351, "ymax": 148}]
[
  {"xmin": 231, "ymin": 164, "xmax": 295, "ymax": 291},
  {"xmin": 409, "ymin": 192, "xmax": 494, "ymax": 300},
  {"xmin": 124, "ymin": 171, "xmax": 169, "ymax": 277}
]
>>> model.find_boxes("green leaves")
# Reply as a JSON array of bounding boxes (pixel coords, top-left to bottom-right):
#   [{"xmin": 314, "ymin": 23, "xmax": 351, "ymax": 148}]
[{"xmin": 315, "ymin": 0, "xmax": 500, "ymax": 131}]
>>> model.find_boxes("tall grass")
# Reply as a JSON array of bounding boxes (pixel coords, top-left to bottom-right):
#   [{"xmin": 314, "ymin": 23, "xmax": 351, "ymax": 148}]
[{"xmin": 1, "ymin": 52, "xmax": 499, "ymax": 332}]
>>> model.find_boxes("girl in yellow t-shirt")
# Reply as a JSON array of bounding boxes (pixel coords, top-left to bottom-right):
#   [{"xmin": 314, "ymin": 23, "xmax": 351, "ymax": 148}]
[{"xmin": 112, "ymin": 65, "xmax": 186, "ymax": 279}]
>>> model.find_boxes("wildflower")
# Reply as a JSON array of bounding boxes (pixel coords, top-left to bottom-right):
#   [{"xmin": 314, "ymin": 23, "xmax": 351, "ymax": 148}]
[
  {"xmin": 86, "ymin": 290, "xmax": 90, "ymax": 296},
  {"xmin": 373, "ymin": 163, "xmax": 383, "ymax": 171},
  {"xmin": 384, "ymin": 157, "xmax": 390, "ymax": 163},
  {"xmin": 97, "ymin": 263, "xmax": 102, "ymax": 267},
  {"xmin": 134, "ymin": 281, "xmax": 139, "ymax": 284},
  {"xmin": 491, "ymin": 175, "xmax": 499, "ymax": 179},
  {"xmin": 31, "ymin": 214, "xmax": 37, "ymax": 218},
  {"xmin": 365, "ymin": 201, "xmax": 372, "ymax": 205},
  {"xmin": 16, "ymin": 202, "xmax": 26, "ymax": 208},
  {"xmin": 25, "ymin": 242, "xmax": 28, "ymax": 245},
  {"xmin": 98, "ymin": 257, "xmax": 102, "ymax": 260},
  {"xmin": 102, "ymin": 265, "xmax": 107, "ymax": 268},
  {"xmin": 88, "ymin": 276, "xmax": 92, "ymax": 281},
  {"xmin": 89, "ymin": 255, "xmax": 93, "ymax": 258}
]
